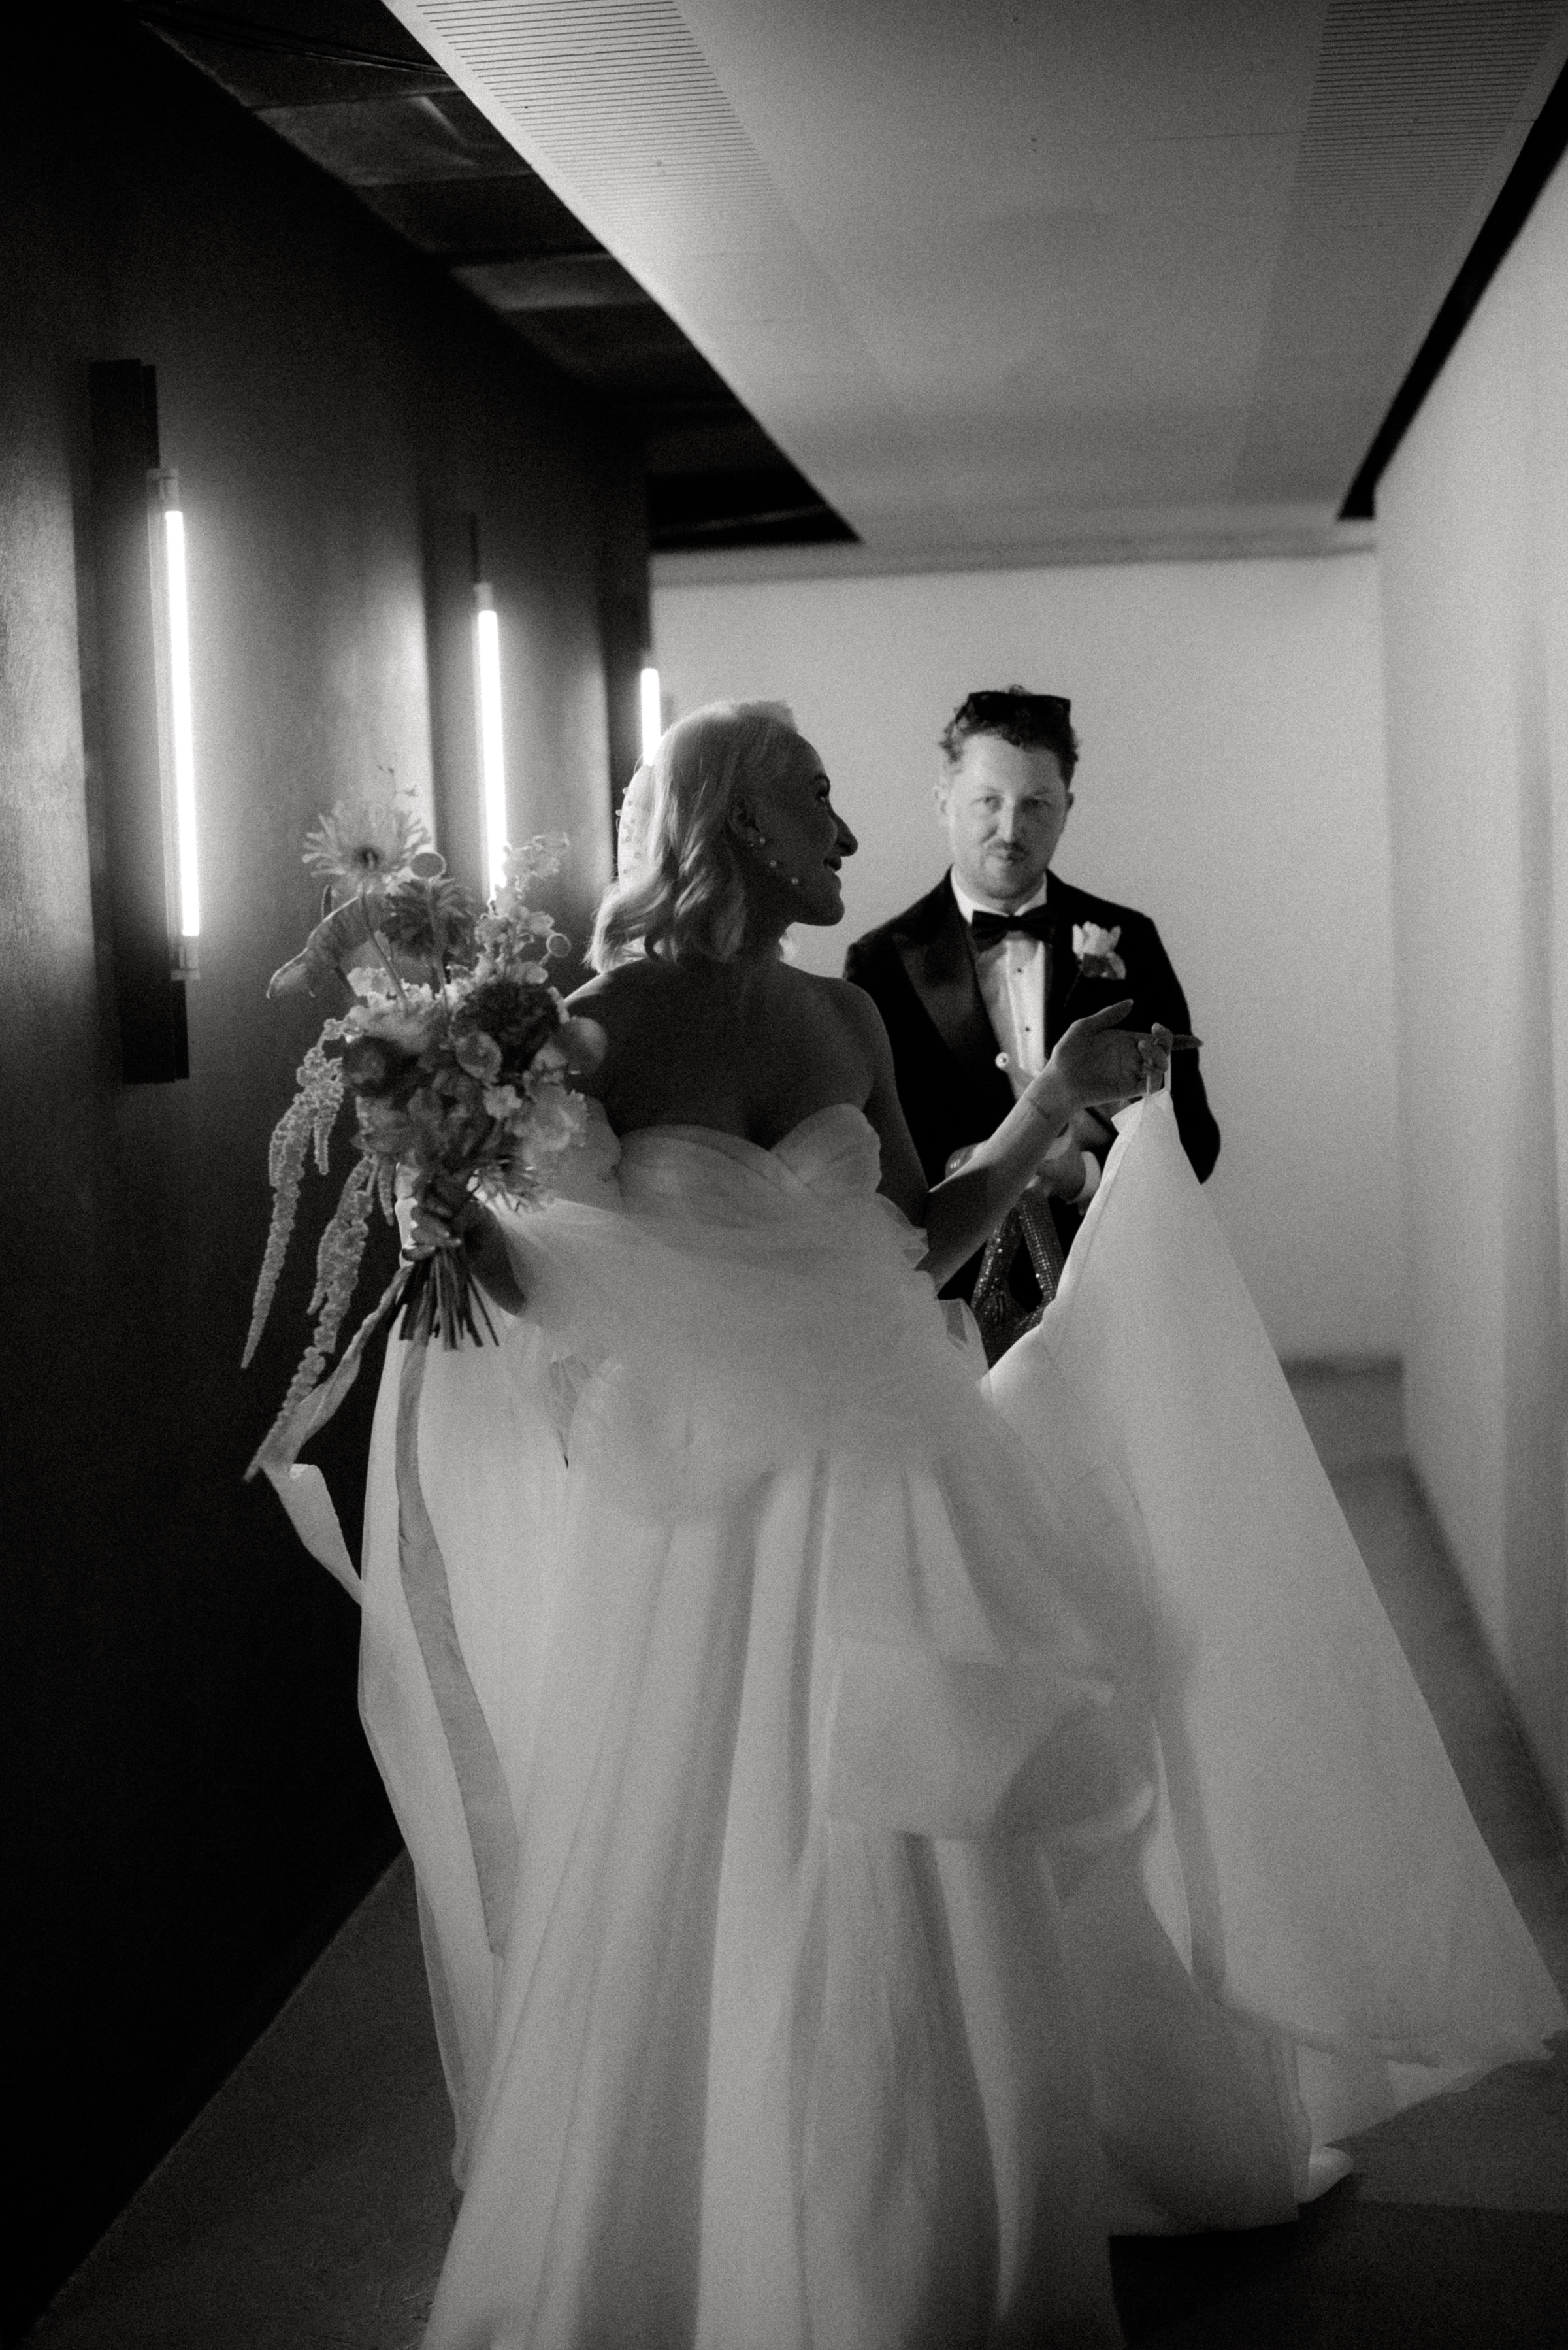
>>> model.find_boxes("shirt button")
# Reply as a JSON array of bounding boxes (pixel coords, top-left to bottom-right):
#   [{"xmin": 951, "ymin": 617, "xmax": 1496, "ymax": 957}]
[{"xmin": 995, "ymin": 1051, "xmax": 1010, "ymax": 1069}]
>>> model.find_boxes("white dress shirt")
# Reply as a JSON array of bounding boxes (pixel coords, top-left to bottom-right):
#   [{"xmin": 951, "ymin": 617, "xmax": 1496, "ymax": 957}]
[
  {"xmin": 947, "ymin": 871, "xmax": 1051, "ymax": 1095},
  {"xmin": 947, "ymin": 870, "xmax": 1100, "ymax": 1207}
]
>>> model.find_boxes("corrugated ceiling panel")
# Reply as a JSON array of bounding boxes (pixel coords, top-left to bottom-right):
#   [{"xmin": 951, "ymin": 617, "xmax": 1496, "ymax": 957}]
[
  {"xmin": 395, "ymin": 0, "xmax": 955, "ymax": 544},
  {"xmin": 391, "ymin": 0, "xmax": 1568, "ymax": 558},
  {"xmin": 1237, "ymin": 0, "xmax": 1567, "ymax": 498}
]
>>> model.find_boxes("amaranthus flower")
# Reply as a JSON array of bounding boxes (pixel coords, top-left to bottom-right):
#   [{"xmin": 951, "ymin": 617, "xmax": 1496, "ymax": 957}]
[
  {"xmin": 257, "ymin": 1155, "xmax": 378, "ymax": 1445},
  {"xmin": 242, "ymin": 1036, "xmax": 346, "ymax": 1366}
]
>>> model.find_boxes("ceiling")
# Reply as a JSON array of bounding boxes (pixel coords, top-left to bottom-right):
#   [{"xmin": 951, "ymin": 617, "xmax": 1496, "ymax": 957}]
[
  {"xmin": 135, "ymin": 0, "xmax": 854, "ymax": 550},
  {"xmin": 143, "ymin": 1, "xmax": 1568, "ymax": 569}
]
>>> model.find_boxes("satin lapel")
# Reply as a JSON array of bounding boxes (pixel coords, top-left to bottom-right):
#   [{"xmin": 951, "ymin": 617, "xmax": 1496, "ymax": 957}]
[
  {"xmin": 894, "ymin": 882, "xmax": 1000, "ymax": 1076},
  {"xmin": 1045, "ymin": 878, "xmax": 1081, "ymax": 1045},
  {"xmin": 1047, "ymin": 877, "xmax": 1135, "ymax": 1042}
]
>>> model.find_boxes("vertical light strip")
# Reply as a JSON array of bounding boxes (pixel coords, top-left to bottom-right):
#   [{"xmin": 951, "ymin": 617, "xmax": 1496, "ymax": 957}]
[
  {"xmin": 474, "ymin": 584, "xmax": 507, "ymax": 893},
  {"xmin": 161, "ymin": 501, "xmax": 200, "ymax": 941},
  {"xmin": 638, "ymin": 663, "xmax": 662, "ymax": 765}
]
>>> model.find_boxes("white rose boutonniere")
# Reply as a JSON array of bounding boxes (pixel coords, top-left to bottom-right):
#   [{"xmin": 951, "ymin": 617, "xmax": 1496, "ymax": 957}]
[{"xmin": 1071, "ymin": 921, "xmax": 1127, "ymax": 980}]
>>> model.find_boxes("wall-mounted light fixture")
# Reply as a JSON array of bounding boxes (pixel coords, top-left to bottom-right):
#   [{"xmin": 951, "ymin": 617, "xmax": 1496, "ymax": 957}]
[
  {"xmin": 425, "ymin": 513, "xmax": 481, "ymax": 897},
  {"xmin": 474, "ymin": 583, "xmax": 508, "ymax": 893},
  {"xmin": 638, "ymin": 663, "xmax": 662, "ymax": 767},
  {"xmin": 423, "ymin": 516, "xmax": 516, "ymax": 902},
  {"xmin": 88, "ymin": 361, "xmax": 196, "ymax": 1082},
  {"xmin": 151, "ymin": 472, "xmax": 201, "ymax": 966}
]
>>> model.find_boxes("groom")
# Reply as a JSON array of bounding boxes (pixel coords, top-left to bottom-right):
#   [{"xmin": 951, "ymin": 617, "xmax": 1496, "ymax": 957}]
[{"xmin": 845, "ymin": 686, "xmax": 1219, "ymax": 1322}]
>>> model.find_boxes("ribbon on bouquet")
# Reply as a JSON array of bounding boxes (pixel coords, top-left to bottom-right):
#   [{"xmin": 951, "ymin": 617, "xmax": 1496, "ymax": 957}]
[
  {"xmin": 392, "ymin": 1341, "xmax": 519, "ymax": 1952},
  {"xmin": 246, "ymin": 1263, "xmax": 413, "ymax": 1600},
  {"xmin": 249, "ymin": 1268, "xmax": 519, "ymax": 1951}
]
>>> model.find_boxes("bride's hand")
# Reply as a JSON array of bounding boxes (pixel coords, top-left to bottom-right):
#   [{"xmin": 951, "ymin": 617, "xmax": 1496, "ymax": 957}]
[
  {"xmin": 1048, "ymin": 1002, "xmax": 1181, "ymax": 1110},
  {"xmin": 397, "ymin": 1176, "xmax": 529, "ymax": 1314},
  {"xmin": 398, "ymin": 1176, "xmax": 485, "ymax": 1259}
]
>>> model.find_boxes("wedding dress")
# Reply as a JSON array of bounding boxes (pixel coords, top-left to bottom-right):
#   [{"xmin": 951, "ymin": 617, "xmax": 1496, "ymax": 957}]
[{"xmin": 357, "ymin": 1093, "xmax": 1563, "ymax": 2350}]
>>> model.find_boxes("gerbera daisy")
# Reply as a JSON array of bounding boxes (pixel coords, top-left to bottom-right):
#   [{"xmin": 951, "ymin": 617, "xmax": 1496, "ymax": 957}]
[{"xmin": 303, "ymin": 795, "xmax": 431, "ymax": 892}]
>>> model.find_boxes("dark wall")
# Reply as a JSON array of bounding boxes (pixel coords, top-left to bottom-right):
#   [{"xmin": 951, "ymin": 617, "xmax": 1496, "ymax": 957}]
[{"xmin": 0, "ymin": 12, "xmax": 646, "ymax": 2337}]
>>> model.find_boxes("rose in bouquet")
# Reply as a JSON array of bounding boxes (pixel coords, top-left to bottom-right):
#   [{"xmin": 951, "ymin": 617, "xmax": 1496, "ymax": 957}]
[{"xmin": 243, "ymin": 797, "xmax": 600, "ymax": 1473}]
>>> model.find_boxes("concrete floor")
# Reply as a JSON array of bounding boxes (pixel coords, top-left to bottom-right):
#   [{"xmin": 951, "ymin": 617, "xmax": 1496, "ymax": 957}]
[{"xmin": 24, "ymin": 1367, "xmax": 1568, "ymax": 2349}]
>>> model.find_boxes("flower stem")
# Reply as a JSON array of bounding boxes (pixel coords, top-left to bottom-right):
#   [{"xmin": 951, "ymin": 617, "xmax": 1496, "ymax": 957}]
[{"xmin": 365, "ymin": 918, "xmax": 410, "ymax": 1007}]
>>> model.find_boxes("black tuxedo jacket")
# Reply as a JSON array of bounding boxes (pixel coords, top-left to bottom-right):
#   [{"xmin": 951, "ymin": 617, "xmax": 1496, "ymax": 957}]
[{"xmin": 845, "ymin": 871, "xmax": 1219, "ymax": 1281}]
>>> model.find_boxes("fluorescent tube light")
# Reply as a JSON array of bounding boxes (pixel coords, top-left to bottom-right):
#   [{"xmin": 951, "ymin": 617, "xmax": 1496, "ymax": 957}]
[
  {"xmin": 159, "ymin": 492, "xmax": 200, "ymax": 945},
  {"xmin": 639, "ymin": 664, "xmax": 662, "ymax": 766},
  {"xmin": 474, "ymin": 585, "xmax": 507, "ymax": 893}
]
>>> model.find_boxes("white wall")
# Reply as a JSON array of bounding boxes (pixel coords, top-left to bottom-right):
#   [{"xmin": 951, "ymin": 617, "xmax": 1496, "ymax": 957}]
[
  {"xmin": 653, "ymin": 552, "xmax": 1399, "ymax": 1361},
  {"xmin": 1377, "ymin": 158, "xmax": 1568, "ymax": 1829}
]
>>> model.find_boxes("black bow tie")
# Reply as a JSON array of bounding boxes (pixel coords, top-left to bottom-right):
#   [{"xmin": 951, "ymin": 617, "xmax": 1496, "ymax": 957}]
[{"xmin": 968, "ymin": 905, "xmax": 1054, "ymax": 950}]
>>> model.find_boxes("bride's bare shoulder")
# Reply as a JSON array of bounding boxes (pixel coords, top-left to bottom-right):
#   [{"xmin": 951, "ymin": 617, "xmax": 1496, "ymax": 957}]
[
  {"xmin": 566, "ymin": 959, "xmax": 681, "ymax": 1067},
  {"xmin": 796, "ymin": 967, "xmax": 889, "ymax": 1041},
  {"xmin": 569, "ymin": 959, "xmax": 676, "ymax": 1018}
]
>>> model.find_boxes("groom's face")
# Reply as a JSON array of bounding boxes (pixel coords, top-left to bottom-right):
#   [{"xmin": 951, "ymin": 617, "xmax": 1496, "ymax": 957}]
[{"xmin": 935, "ymin": 734, "xmax": 1073, "ymax": 910}]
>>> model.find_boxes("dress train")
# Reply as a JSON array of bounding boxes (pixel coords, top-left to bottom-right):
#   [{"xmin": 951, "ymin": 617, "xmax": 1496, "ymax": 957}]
[{"xmin": 355, "ymin": 1096, "xmax": 1562, "ymax": 2347}]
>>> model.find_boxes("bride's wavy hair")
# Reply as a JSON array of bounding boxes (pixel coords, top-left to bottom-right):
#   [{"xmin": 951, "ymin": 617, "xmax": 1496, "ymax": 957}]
[{"xmin": 590, "ymin": 699, "xmax": 799, "ymax": 970}]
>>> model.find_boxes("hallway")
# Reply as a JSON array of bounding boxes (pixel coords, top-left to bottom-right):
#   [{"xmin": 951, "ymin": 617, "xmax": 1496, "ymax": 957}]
[{"xmin": 24, "ymin": 1370, "xmax": 1568, "ymax": 2350}]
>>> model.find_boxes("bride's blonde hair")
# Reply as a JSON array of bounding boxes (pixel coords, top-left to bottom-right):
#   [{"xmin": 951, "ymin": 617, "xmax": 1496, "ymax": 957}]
[{"xmin": 590, "ymin": 699, "xmax": 799, "ymax": 969}]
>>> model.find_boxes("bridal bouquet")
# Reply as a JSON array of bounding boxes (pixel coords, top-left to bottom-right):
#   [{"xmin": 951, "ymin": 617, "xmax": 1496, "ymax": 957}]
[{"xmin": 244, "ymin": 796, "xmax": 598, "ymax": 1474}]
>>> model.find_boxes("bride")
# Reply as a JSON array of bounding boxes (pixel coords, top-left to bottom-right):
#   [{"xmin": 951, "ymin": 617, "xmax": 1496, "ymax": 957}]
[{"xmin": 364, "ymin": 701, "xmax": 1563, "ymax": 2350}]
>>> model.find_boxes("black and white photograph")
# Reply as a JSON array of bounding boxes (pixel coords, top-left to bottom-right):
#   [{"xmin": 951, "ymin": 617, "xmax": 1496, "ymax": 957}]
[{"xmin": 4, "ymin": 5, "xmax": 1567, "ymax": 2346}]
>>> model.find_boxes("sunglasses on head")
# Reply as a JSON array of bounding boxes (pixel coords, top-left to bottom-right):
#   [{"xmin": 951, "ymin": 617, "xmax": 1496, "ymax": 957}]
[{"xmin": 959, "ymin": 691, "xmax": 1071, "ymax": 724}]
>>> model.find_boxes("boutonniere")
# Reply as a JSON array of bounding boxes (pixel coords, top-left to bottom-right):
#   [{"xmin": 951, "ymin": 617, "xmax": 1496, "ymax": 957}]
[{"xmin": 1071, "ymin": 921, "xmax": 1126, "ymax": 980}]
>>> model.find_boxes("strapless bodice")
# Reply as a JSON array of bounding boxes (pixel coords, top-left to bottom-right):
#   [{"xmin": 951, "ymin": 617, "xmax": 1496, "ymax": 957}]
[{"xmin": 616, "ymin": 1101, "xmax": 883, "ymax": 1223}]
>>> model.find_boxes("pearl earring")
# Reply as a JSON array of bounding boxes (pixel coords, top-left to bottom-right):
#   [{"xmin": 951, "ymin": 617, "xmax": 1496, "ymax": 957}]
[{"xmin": 755, "ymin": 835, "xmax": 800, "ymax": 888}]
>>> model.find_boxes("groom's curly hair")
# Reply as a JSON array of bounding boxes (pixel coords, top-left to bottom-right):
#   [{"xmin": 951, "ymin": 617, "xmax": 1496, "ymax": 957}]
[
  {"xmin": 939, "ymin": 685, "xmax": 1079, "ymax": 782},
  {"xmin": 590, "ymin": 700, "xmax": 800, "ymax": 969}
]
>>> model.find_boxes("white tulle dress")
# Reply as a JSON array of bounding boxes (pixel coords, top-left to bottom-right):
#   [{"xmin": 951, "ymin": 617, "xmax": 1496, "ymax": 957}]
[{"xmin": 357, "ymin": 1092, "xmax": 1563, "ymax": 2350}]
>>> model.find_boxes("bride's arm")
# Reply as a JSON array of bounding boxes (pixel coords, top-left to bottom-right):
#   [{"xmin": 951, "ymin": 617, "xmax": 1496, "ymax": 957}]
[{"xmin": 853, "ymin": 991, "xmax": 1166, "ymax": 1289}]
